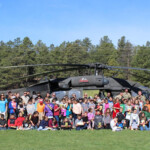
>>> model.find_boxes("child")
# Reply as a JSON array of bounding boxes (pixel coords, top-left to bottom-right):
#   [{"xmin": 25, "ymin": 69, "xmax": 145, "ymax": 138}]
[
  {"xmin": 61, "ymin": 118, "xmax": 72, "ymax": 130},
  {"xmin": 44, "ymin": 99, "xmax": 54, "ymax": 119},
  {"xmin": 82, "ymin": 112, "xmax": 89, "ymax": 129},
  {"xmin": 144, "ymin": 100, "xmax": 150, "ymax": 112},
  {"xmin": 37, "ymin": 99, "xmax": 45, "ymax": 121},
  {"xmin": 8, "ymin": 96, "xmax": 17, "ymax": 116},
  {"xmin": 139, "ymin": 112, "xmax": 148, "ymax": 131},
  {"xmin": 110, "ymin": 117, "xmax": 122, "ymax": 132},
  {"xmin": 17, "ymin": 103, "xmax": 27, "ymax": 117},
  {"xmin": 26, "ymin": 99, "xmax": 35, "ymax": 115},
  {"xmin": 15, "ymin": 112, "xmax": 25, "ymax": 130},
  {"xmin": 87, "ymin": 108, "xmax": 94, "ymax": 130},
  {"xmin": 130, "ymin": 108, "xmax": 139, "ymax": 130},
  {"xmin": 48, "ymin": 117, "xmax": 58, "ymax": 130},
  {"xmin": 8, "ymin": 114, "xmax": 16, "ymax": 129},
  {"xmin": 94, "ymin": 110, "xmax": 103, "ymax": 129},
  {"xmin": 23, "ymin": 116, "xmax": 32, "ymax": 130},
  {"xmin": 0, "ymin": 114, "xmax": 7, "ymax": 130},
  {"xmin": 125, "ymin": 100, "xmax": 132, "ymax": 128},
  {"xmin": 68, "ymin": 114, "xmax": 74, "ymax": 128},
  {"xmin": 30, "ymin": 111, "xmax": 39, "ymax": 129},
  {"xmin": 134, "ymin": 100, "xmax": 140, "ymax": 114},
  {"xmin": 53, "ymin": 99, "xmax": 60, "ymax": 126},
  {"xmin": 81, "ymin": 98, "xmax": 89, "ymax": 114},
  {"xmin": 60, "ymin": 98, "xmax": 67, "ymax": 121},
  {"xmin": 66, "ymin": 99, "xmax": 73, "ymax": 118},
  {"xmin": 95, "ymin": 102, "xmax": 103, "ymax": 115},
  {"xmin": 75, "ymin": 115, "xmax": 86, "ymax": 130},
  {"xmin": 37, "ymin": 116, "xmax": 49, "ymax": 131},
  {"xmin": 103, "ymin": 108, "xmax": 112, "ymax": 129},
  {"xmin": 116, "ymin": 107, "xmax": 125, "ymax": 128}
]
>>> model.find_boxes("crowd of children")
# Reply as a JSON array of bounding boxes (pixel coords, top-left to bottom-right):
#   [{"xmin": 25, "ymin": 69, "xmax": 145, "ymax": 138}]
[{"xmin": 0, "ymin": 89, "xmax": 150, "ymax": 131}]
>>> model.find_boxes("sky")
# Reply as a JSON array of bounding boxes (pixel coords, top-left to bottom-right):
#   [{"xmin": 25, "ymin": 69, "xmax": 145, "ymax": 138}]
[{"xmin": 0, "ymin": 0, "xmax": 150, "ymax": 47}]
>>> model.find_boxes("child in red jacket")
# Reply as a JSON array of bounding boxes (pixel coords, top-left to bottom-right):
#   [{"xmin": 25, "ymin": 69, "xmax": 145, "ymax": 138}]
[
  {"xmin": 15, "ymin": 112, "xmax": 25, "ymax": 130},
  {"xmin": 8, "ymin": 114, "xmax": 16, "ymax": 129}
]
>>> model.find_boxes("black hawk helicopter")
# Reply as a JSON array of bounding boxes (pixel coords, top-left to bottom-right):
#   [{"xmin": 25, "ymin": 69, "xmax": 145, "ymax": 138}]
[{"xmin": 0, "ymin": 63, "xmax": 150, "ymax": 99}]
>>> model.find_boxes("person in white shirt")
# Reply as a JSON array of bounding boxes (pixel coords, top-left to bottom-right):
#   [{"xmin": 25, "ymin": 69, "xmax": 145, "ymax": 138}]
[
  {"xmin": 21, "ymin": 92, "xmax": 30, "ymax": 106},
  {"xmin": 110, "ymin": 117, "xmax": 122, "ymax": 131}
]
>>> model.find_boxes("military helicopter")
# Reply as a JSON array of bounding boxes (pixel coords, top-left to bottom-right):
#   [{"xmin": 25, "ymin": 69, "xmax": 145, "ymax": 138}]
[{"xmin": 0, "ymin": 63, "xmax": 150, "ymax": 99}]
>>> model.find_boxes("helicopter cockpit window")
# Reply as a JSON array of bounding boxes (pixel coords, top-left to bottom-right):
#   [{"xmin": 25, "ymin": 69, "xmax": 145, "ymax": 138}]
[
  {"xmin": 54, "ymin": 91, "xmax": 67, "ymax": 100},
  {"xmin": 68, "ymin": 90, "xmax": 81, "ymax": 99}
]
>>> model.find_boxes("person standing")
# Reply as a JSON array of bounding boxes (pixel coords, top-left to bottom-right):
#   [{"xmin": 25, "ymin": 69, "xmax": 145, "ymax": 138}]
[
  {"xmin": 0, "ymin": 94, "xmax": 8, "ymax": 118},
  {"xmin": 37, "ymin": 99, "xmax": 45, "ymax": 120}
]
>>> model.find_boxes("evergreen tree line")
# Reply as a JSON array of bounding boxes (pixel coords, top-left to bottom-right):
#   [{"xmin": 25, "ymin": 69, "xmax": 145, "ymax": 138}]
[{"xmin": 0, "ymin": 36, "xmax": 150, "ymax": 90}]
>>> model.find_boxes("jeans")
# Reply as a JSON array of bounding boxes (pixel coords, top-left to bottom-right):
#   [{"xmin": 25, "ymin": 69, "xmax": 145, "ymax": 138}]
[
  {"xmin": 0, "ymin": 127, "xmax": 6, "ymax": 130},
  {"xmin": 54, "ymin": 116, "xmax": 59, "ymax": 126},
  {"xmin": 140, "ymin": 125, "xmax": 149, "ymax": 131},
  {"xmin": 37, "ymin": 126, "xmax": 49, "ymax": 131},
  {"xmin": 76, "ymin": 124, "xmax": 88, "ymax": 130}
]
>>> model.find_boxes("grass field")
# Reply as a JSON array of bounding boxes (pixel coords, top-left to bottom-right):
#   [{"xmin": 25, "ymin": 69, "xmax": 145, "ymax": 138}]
[{"xmin": 0, "ymin": 130, "xmax": 150, "ymax": 150}]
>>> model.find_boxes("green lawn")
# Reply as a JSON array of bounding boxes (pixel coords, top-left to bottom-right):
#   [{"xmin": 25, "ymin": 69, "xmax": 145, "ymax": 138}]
[{"xmin": 0, "ymin": 130, "xmax": 150, "ymax": 150}]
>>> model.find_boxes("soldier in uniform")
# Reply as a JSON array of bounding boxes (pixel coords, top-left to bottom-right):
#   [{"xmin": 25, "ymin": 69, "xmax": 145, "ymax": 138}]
[
  {"xmin": 135, "ymin": 90, "xmax": 146, "ymax": 102},
  {"xmin": 123, "ymin": 89, "xmax": 131, "ymax": 100},
  {"xmin": 115, "ymin": 92, "xmax": 123, "ymax": 100}
]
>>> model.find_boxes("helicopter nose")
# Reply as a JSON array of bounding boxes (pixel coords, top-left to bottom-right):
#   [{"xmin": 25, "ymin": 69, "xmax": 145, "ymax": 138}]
[{"xmin": 104, "ymin": 78, "xmax": 109, "ymax": 85}]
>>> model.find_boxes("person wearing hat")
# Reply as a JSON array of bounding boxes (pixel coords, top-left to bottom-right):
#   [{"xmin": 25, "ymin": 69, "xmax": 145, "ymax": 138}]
[{"xmin": 37, "ymin": 99, "xmax": 45, "ymax": 120}]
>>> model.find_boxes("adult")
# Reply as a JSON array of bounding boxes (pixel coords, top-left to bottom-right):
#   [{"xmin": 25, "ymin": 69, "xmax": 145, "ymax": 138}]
[
  {"xmin": 0, "ymin": 94, "xmax": 8, "ymax": 118},
  {"xmin": 135, "ymin": 90, "xmax": 146, "ymax": 102},
  {"xmin": 21, "ymin": 92, "xmax": 30, "ymax": 106},
  {"xmin": 123, "ymin": 89, "xmax": 131, "ymax": 100}
]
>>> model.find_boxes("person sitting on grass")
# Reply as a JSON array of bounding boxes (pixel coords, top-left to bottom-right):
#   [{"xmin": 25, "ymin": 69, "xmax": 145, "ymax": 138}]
[
  {"xmin": 94, "ymin": 110, "xmax": 103, "ymax": 130},
  {"xmin": 68, "ymin": 114, "xmax": 74, "ymax": 128},
  {"xmin": 130, "ymin": 108, "xmax": 139, "ymax": 130},
  {"xmin": 82, "ymin": 112, "xmax": 89, "ymax": 129},
  {"xmin": 61, "ymin": 118, "xmax": 72, "ymax": 130},
  {"xmin": 48, "ymin": 117, "xmax": 58, "ymax": 130},
  {"xmin": 75, "ymin": 115, "xmax": 87, "ymax": 130},
  {"xmin": 15, "ymin": 112, "xmax": 25, "ymax": 130},
  {"xmin": 110, "ymin": 117, "xmax": 122, "ymax": 132},
  {"xmin": 0, "ymin": 114, "xmax": 7, "ymax": 130},
  {"xmin": 37, "ymin": 116, "xmax": 49, "ymax": 131},
  {"xmin": 139, "ymin": 112, "xmax": 148, "ymax": 131},
  {"xmin": 8, "ymin": 114, "xmax": 16, "ymax": 129},
  {"xmin": 23, "ymin": 116, "xmax": 32, "ymax": 130},
  {"xmin": 30, "ymin": 111, "xmax": 39, "ymax": 129}
]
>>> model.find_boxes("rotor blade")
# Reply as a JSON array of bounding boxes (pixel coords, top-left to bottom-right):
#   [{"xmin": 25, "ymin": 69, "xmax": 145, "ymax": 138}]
[
  {"xmin": 18, "ymin": 67, "xmax": 85, "ymax": 79},
  {"xmin": 110, "ymin": 68, "xmax": 150, "ymax": 81},
  {"xmin": 0, "ymin": 64, "xmax": 88, "ymax": 69},
  {"xmin": 107, "ymin": 66, "xmax": 150, "ymax": 72}
]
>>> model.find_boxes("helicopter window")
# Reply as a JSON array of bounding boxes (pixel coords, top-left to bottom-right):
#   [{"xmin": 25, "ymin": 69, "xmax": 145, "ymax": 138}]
[
  {"xmin": 54, "ymin": 91, "xmax": 67, "ymax": 100},
  {"xmin": 68, "ymin": 90, "xmax": 81, "ymax": 99}
]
